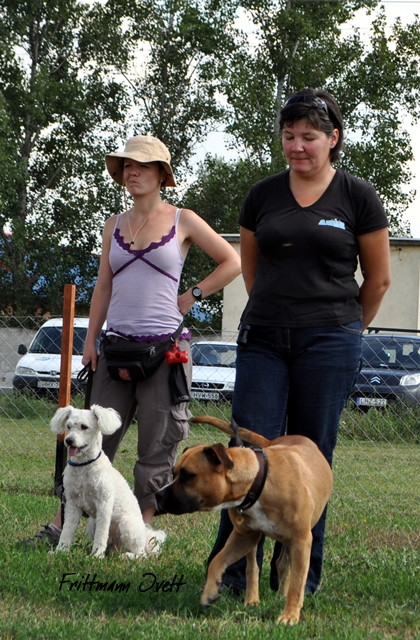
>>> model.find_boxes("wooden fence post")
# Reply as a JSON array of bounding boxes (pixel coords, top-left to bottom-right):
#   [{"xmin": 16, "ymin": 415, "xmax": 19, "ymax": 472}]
[{"xmin": 54, "ymin": 284, "xmax": 76, "ymax": 503}]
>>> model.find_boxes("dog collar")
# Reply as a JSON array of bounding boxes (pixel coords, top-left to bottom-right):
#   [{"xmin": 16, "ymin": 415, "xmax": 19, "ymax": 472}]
[
  {"xmin": 237, "ymin": 448, "xmax": 268, "ymax": 512},
  {"xmin": 68, "ymin": 450, "xmax": 102, "ymax": 467}
]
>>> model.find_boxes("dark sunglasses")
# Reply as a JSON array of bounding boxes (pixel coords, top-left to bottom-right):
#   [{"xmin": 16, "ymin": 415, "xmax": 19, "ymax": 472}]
[{"xmin": 283, "ymin": 94, "xmax": 329, "ymax": 115}]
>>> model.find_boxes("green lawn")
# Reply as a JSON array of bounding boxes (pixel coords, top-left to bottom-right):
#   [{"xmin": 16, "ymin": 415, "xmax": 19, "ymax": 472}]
[{"xmin": 0, "ymin": 397, "xmax": 418, "ymax": 639}]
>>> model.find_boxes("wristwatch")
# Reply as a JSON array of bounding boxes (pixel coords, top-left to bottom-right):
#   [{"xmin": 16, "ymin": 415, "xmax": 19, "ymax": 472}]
[{"xmin": 191, "ymin": 286, "xmax": 202, "ymax": 302}]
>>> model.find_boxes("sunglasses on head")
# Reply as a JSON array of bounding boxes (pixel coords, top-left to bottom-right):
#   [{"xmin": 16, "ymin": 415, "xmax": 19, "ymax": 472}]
[{"xmin": 283, "ymin": 94, "xmax": 329, "ymax": 115}]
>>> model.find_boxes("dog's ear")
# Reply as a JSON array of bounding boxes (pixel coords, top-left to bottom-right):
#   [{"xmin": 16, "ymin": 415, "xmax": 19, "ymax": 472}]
[
  {"xmin": 50, "ymin": 406, "xmax": 73, "ymax": 434},
  {"xmin": 90, "ymin": 404, "xmax": 121, "ymax": 435},
  {"xmin": 203, "ymin": 443, "xmax": 234, "ymax": 470}
]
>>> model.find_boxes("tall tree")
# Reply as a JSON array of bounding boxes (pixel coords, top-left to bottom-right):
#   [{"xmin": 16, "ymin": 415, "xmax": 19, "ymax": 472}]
[
  {"xmin": 220, "ymin": 0, "xmax": 420, "ymax": 234},
  {"xmin": 117, "ymin": 0, "xmax": 239, "ymax": 179},
  {"xmin": 0, "ymin": 0, "xmax": 130, "ymax": 314}
]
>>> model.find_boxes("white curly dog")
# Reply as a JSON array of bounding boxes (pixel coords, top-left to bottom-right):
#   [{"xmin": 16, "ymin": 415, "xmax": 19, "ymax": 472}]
[{"xmin": 50, "ymin": 404, "xmax": 166, "ymax": 559}]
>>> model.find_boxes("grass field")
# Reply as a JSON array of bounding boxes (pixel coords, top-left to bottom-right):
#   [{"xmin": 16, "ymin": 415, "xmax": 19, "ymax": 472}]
[{"xmin": 0, "ymin": 397, "xmax": 419, "ymax": 639}]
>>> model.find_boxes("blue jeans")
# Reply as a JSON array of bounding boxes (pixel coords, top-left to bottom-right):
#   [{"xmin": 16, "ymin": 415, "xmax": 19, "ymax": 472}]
[{"xmin": 207, "ymin": 321, "xmax": 362, "ymax": 594}]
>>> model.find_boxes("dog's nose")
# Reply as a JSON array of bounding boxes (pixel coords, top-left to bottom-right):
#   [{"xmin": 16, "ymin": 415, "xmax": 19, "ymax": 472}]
[{"xmin": 65, "ymin": 437, "xmax": 74, "ymax": 447}]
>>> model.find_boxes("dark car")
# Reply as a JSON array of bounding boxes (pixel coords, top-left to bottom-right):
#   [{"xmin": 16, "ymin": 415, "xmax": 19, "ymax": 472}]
[{"xmin": 351, "ymin": 333, "xmax": 420, "ymax": 409}]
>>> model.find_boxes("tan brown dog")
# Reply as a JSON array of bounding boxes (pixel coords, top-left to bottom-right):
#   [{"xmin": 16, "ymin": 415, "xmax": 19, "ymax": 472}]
[{"xmin": 155, "ymin": 415, "xmax": 333, "ymax": 625}]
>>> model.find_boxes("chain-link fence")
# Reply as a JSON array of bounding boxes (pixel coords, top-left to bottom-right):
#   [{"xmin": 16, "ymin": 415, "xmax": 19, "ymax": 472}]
[{"xmin": 0, "ymin": 315, "xmax": 419, "ymax": 548}]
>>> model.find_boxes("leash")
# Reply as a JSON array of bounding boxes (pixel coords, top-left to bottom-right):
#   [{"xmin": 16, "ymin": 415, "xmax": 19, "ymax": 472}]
[
  {"xmin": 230, "ymin": 416, "xmax": 244, "ymax": 447},
  {"xmin": 77, "ymin": 363, "xmax": 94, "ymax": 409}
]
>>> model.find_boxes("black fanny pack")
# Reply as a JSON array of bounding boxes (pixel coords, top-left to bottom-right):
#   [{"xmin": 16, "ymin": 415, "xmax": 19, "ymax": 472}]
[{"xmin": 103, "ymin": 324, "xmax": 183, "ymax": 382}]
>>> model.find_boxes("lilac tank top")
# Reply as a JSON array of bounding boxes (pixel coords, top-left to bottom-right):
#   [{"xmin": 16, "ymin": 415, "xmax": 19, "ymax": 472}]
[{"xmin": 106, "ymin": 208, "xmax": 184, "ymax": 340}]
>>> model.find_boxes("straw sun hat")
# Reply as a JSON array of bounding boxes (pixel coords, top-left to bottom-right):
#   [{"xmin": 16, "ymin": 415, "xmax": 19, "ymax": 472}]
[{"xmin": 105, "ymin": 135, "xmax": 176, "ymax": 187}]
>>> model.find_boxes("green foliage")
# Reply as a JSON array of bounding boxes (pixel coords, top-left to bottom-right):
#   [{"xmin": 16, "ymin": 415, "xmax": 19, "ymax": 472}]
[
  {"xmin": 0, "ymin": 0, "xmax": 129, "ymax": 314},
  {"xmin": 182, "ymin": 155, "xmax": 271, "ymax": 233},
  {"xmin": 333, "ymin": 8, "xmax": 420, "ymax": 232}
]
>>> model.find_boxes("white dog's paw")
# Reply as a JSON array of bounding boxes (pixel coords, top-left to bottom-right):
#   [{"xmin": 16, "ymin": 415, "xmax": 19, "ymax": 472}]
[
  {"xmin": 91, "ymin": 548, "xmax": 106, "ymax": 558},
  {"xmin": 145, "ymin": 526, "xmax": 167, "ymax": 555}
]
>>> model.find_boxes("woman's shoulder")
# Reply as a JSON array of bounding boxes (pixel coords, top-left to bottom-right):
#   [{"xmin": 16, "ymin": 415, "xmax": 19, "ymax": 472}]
[
  {"xmin": 246, "ymin": 170, "xmax": 289, "ymax": 199},
  {"xmin": 335, "ymin": 168, "xmax": 377, "ymax": 195},
  {"xmin": 102, "ymin": 213, "xmax": 120, "ymax": 239},
  {"xmin": 103, "ymin": 213, "xmax": 118, "ymax": 229},
  {"xmin": 334, "ymin": 169, "xmax": 386, "ymax": 227},
  {"xmin": 104, "ymin": 212, "xmax": 121, "ymax": 223},
  {"xmin": 253, "ymin": 170, "xmax": 288, "ymax": 188}
]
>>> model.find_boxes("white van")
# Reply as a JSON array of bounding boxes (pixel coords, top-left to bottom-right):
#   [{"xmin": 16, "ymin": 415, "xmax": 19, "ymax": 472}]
[{"xmin": 13, "ymin": 317, "xmax": 96, "ymax": 396}]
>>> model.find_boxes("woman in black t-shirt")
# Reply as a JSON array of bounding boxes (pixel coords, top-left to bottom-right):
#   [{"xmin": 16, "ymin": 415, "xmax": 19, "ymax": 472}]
[{"xmin": 208, "ymin": 89, "xmax": 391, "ymax": 598}]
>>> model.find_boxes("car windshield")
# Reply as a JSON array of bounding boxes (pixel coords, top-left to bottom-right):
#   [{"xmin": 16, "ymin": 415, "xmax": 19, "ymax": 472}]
[
  {"xmin": 192, "ymin": 343, "xmax": 237, "ymax": 367},
  {"xmin": 362, "ymin": 338, "xmax": 420, "ymax": 371},
  {"xmin": 30, "ymin": 327, "xmax": 87, "ymax": 356}
]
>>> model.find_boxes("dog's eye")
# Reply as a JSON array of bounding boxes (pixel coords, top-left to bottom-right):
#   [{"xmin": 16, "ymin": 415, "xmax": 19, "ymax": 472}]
[
  {"xmin": 179, "ymin": 469, "xmax": 195, "ymax": 485},
  {"xmin": 81, "ymin": 424, "xmax": 89, "ymax": 431}
]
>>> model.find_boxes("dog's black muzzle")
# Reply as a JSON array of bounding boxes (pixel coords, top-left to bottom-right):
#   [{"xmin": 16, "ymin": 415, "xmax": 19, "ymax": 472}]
[{"xmin": 155, "ymin": 485, "xmax": 201, "ymax": 515}]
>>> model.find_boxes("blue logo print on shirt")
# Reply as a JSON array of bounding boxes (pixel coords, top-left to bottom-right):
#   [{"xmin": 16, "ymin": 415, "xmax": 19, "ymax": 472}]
[{"xmin": 318, "ymin": 219, "xmax": 345, "ymax": 230}]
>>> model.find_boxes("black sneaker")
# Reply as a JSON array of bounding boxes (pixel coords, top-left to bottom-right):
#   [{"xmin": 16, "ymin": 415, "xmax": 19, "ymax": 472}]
[{"xmin": 19, "ymin": 524, "xmax": 61, "ymax": 549}]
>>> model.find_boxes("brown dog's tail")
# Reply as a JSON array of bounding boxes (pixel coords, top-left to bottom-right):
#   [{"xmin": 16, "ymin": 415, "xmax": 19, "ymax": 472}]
[{"xmin": 191, "ymin": 415, "xmax": 271, "ymax": 448}]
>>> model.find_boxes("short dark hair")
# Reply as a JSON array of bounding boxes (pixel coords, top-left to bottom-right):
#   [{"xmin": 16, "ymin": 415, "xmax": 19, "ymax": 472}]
[{"xmin": 280, "ymin": 88, "xmax": 344, "ymax": 164}]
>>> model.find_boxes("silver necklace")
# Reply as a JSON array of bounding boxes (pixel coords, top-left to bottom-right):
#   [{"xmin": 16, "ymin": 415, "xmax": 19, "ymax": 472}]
[{"xmin": 127, "ymin": 211, "xmax": 151, "ymax": 246}]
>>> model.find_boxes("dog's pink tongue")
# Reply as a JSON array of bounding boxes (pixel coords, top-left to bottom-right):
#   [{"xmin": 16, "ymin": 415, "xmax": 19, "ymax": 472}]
[{"xmin": 69, "ymin": 447, "xmax": 78, "ymax": 457}]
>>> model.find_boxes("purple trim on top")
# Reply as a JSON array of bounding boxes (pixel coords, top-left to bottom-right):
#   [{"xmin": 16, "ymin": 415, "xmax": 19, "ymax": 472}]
[
  {"xmin": 104, "ymin": 328, "xmax": 191, "ymax": 344},
  {"xmin": 138, "ymin": 255, "xmax": 179, "ymax": 281},
  {"xmin": 114, "ymin": 225, "xmax": 176, "ymax": 255},
  {"xmin": 112, "ymin": 256, "xmax": 138, "ymax": 277}
]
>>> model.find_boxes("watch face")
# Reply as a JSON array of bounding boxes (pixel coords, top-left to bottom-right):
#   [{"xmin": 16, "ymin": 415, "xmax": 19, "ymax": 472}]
[{"xmin": 192, "ymin": 286, "xmax": 202, "ymax": 300}]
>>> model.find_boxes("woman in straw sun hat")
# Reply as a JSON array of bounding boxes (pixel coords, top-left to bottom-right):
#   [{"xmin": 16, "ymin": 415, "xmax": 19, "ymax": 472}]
[
  {"xmin": 22, "ymin": 134, "xmax": 240, "ymax": 548},
  {"xmin": 105, "ymin": 135, "xmax": 177, "ymax": 187}
]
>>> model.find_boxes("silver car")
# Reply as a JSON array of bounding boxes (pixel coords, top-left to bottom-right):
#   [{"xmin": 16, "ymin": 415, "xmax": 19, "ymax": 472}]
[{"xmin": 191, "ymin": 341, "xmax": 237, "ymax": 402}]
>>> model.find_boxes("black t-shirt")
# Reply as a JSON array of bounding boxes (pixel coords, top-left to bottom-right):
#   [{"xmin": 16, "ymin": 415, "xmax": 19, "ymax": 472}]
[{"xmin": 238, "ymin": 169, "xmax": 389, "ymax": 327}]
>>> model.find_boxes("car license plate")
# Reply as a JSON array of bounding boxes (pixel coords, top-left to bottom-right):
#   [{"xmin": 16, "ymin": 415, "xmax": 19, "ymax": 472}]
[
  {"xmin": 38, "ymin": 380, "xmax": 60, "ymax": 389},
  {"xmin": 356, "ymin": 397, "xmax": 387, "ymax": 407},
  {"xmin": 191, "ymin": 390, "xmax": 221, "ymax": 401}
]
